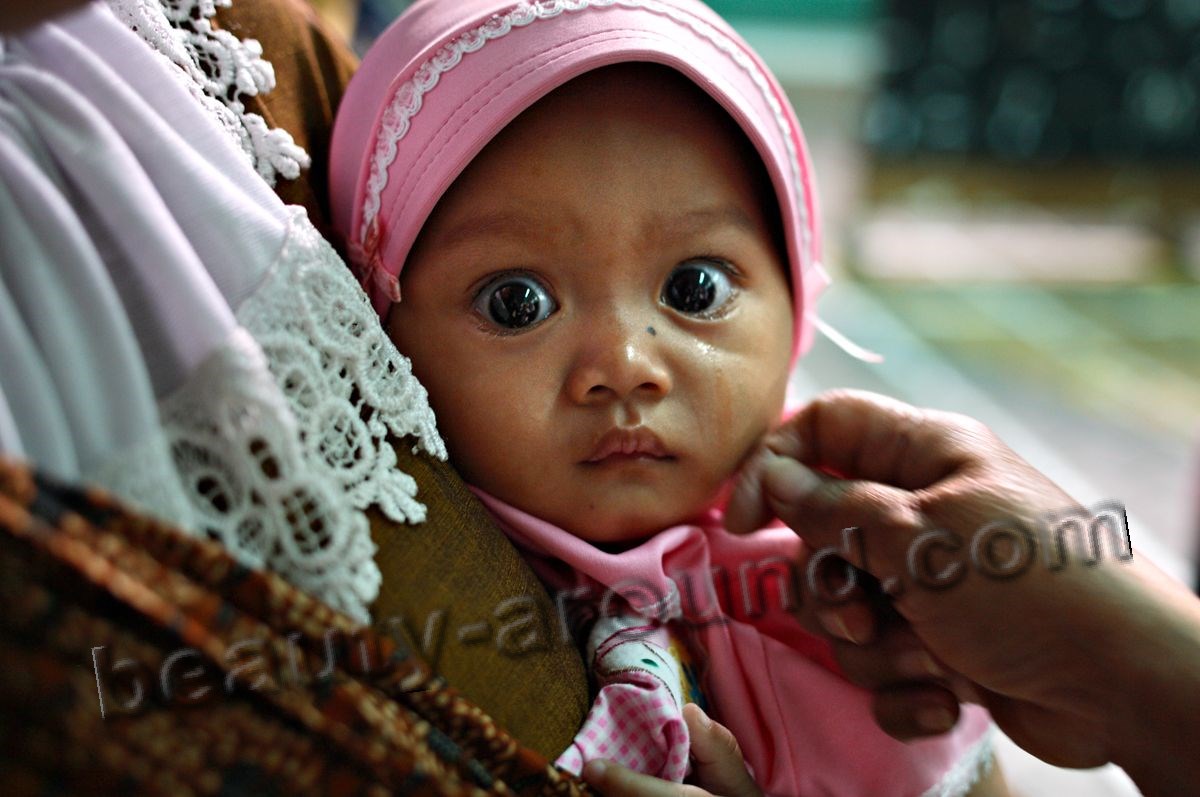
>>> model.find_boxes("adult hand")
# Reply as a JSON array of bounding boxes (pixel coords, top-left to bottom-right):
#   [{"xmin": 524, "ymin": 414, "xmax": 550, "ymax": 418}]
[
  {"xmin": 726, "ymin": 390, "xmax": 1200, "ymax": 797},
  {"xmin": 582, "ymin": 704, "xmax": 761, "ymax": 797}
]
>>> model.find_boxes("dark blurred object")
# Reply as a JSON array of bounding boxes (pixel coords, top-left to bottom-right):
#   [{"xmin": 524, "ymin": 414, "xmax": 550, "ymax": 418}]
[
  {"xmin": 866, "ymin": 0, "xmax": 1200, "ymax": 164},
  {"xmin": 353, "ymin": 0, "xmax": 414, "ymax": 53}
]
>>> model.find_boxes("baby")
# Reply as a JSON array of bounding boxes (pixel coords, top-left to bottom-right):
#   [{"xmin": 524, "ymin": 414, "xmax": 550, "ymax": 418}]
[{"xmin": 330, "ymin": 1, "xmax": 999, "ymax": 794}]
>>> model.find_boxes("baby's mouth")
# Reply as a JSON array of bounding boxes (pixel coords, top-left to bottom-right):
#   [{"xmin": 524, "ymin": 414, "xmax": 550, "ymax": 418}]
[{"xmin": 583, "ymin": 427, "xmax": 674, "ymax": 464}]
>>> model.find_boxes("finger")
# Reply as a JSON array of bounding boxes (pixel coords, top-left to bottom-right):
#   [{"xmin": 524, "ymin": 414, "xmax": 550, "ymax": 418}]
[
  {"xmin": 761, "ymin": 457, "xmax": 923, "ymax": 570},
  {"xmin": 789, "ymin": 544, "xmax": 881, "ymax": 644},
  {"xmin": 767, "ymin": 390, "xmax": 988, "ymax": 491},
  {"xmin": 870, "ymin": 683, "xmax": 961, "ymax": 741},
  {"xmin": 582, "ymin": 759, "xmax": 708, "ymax": 797},
  {"xmin": 683, "ymin": 704, "xmax": 762, "ymax": 797},
  {"xmin": 725, "ymin": 446, "xmax": 781, "ymax": 535},
  {"xmin": 831, "ymin": 625, "xmax": 945, "ymax": 690}
]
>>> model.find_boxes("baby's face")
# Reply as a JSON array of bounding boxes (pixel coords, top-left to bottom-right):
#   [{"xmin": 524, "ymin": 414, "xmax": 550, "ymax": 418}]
[{"xmin": 389, "ymin": 65, "xmax": 793, "ymax": 544}]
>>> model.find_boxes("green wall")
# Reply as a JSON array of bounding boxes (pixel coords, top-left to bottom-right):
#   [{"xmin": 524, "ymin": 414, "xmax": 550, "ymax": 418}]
[{"xmin": 705, "ymin": 0, "xmax": 877, "ymax": 23}]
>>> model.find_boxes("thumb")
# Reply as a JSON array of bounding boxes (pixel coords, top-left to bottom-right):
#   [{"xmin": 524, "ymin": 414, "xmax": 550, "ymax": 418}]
[
  {"xmin": 684, "ymin": 704, "xmax": 761, "ymax": 797},
  {"xmin": 725, "ymin": 447, "xmax": 782, "ymax": 535}
]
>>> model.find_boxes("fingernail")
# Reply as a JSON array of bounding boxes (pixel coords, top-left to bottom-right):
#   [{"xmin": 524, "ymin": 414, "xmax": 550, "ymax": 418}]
[
  {"xmin": 583, "ymin": 759, "xmax": 608, "ymax": 780},
  {"xmin": 916, "ymin": 706, "xmax": 955, "ymax": 734},
  {"xmin": 896, "ymin": 650, "xmax": 944, "ymax": 680},
  {"xmin": 763, "ymin": 457, "xmax": 821, "ymax": 506},
  {"xmin": 764, "ymin": 428, "xmax": 803, "ymax": 459},
  {"xmin": 694, "ymin": 704, "xmax": 713, "ymax": 729},
  {"xmin": 816, "ymin": 608, "xmax": 864, "ymax": 644}
]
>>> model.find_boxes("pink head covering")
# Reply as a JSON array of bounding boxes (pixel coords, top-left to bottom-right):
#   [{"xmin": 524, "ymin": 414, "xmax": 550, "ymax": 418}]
[{"xmin": 330, "ymin": 0, "xmax": 830, "ymax": 360}]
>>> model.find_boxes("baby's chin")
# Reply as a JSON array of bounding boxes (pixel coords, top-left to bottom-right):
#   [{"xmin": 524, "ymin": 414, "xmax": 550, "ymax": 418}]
[
  {"xmin": 558, "ymin": 507, "xmax": 711, "ymax": 551},
  {"xmin": 583, "ymin": 529, "xmax": 659, "ymax": 553}
]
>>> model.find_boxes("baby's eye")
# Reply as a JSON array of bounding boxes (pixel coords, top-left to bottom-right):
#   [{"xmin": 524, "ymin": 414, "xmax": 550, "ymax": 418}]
[
  {"xmin": 475, "ymin": 274, "xmax": 557, "ymax": 330},
  {"xmin": 661, "ymin": 259, "xmax": 736, "ymax": 317}
]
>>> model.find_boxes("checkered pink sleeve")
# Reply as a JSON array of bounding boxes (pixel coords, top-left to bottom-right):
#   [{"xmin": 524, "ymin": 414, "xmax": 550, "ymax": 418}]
[{"xmin": 555, "ymin": 622, "xmax": 690, "ymax": 781}]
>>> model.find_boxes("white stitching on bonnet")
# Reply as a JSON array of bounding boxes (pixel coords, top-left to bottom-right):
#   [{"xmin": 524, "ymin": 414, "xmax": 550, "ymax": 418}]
[{"xmin": 359, "ymin": 0, "xmax": 811, "ymax": 269}]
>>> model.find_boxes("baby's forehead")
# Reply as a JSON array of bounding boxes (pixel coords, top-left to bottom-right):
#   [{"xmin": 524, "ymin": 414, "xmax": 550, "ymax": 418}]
[
  {"xmin": 447, "ymin": 63, "xmax": 776, "ymax": 210},
  {"xmin": 410, "ymin": 63, "xmax": 785, "ymax": 267},
  {"xmin": 510, "ymin": 63, "xmax": 755, "ymax": 151}
]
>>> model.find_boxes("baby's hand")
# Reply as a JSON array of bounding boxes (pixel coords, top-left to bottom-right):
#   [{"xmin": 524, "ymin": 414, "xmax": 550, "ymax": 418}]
[{"xmin": 582, "ymin": 704, "xmax": 760, "ymax": 797}]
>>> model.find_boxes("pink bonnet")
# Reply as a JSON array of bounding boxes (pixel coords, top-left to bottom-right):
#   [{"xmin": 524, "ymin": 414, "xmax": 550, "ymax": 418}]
[{"xmin": 329, "ymin": 0, "xmax": 830, "ymax": 358}]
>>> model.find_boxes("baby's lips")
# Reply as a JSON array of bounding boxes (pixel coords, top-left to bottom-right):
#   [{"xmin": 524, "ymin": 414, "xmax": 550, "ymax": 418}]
[{"xmin": 583, "ymin": 426, "xmax": 670, "ymax": 463}]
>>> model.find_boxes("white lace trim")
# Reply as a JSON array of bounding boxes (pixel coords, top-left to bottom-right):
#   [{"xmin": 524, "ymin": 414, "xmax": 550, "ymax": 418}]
[
  {"xmin": 921, "ymin": 725, "xmax": 996, "ymax": 797},
  {"xmin": 106, "ymin": 0, "xmax": 311, "ymax": 186},
  {"xmin": 89, "ymin": 419, "xmax": 199, "ymax": 536},
  {"xmin": 95, "ymin": 209, "xmax": 444, "ymax": 623},
  {"xmin": 359, "ymin": 0, "xmax": 809, "ymax": 264},
  {"xmin": 239, "ymin": 207, "xmax": 447, "ymax": 512}
]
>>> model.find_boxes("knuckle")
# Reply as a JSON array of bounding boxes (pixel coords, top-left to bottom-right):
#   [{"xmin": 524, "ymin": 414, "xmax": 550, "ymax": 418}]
[
  {"xmin": 716, "ymin": 724, "xmax": 744, "ymax": 758},
  {"xmin": 874, "ymin": 498, "xmax": 922, "ymax": 535},
  {"xmin": 934, "ymin": 410, "xmax": 994, "ymax": 444}
]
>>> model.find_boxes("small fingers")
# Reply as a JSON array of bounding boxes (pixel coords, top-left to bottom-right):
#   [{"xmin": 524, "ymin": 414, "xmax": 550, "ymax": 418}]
[
  {"xmin": 683, "ymin": 704, "xmax": 762, "ymax": 797},
  {"xmin": 582, "ymin": 759, "xmax": 708, "ymax": 797}
]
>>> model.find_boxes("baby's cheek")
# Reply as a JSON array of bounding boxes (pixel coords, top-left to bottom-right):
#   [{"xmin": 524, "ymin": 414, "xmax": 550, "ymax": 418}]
[{"xmin": 704, "ymin": 360, "xmax": 777, "ymax": 481}]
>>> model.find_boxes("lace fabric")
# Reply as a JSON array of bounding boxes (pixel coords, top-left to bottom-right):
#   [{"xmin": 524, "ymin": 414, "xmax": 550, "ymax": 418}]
[
  {"xmin": 105, "ymin": 0, "xmax": 311, "ymax": 185},
  {"xmin": 99, "ymin": 210, "xmax": 445, "ymax": 622},
  {"xmin": 922, "ymin": 727, "xmax": 996, "ymax": 797},
  {"xmin": 240, "ymin": 208, "xmax": 447, "ymax": 518}
]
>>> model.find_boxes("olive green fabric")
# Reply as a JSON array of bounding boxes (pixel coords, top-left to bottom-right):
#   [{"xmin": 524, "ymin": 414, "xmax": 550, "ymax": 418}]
[
  {"xmin": 371, "ymin": 441, "xmax": 590, "ymax": 758},
  {"xmin": 213, "ymin": 0, "xmax": 589, "ymax": 758}
]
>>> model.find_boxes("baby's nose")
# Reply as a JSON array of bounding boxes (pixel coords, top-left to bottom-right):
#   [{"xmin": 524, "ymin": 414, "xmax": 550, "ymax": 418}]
[{"xmin": 565, "ymin": 319, "xmax": 673, "ymax": 405}]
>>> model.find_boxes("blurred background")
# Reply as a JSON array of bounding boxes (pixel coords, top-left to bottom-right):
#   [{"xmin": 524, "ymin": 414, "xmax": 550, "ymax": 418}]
[{"xmin": 311, "ymin": 2, "xmax": 1199, "ymax": 790}]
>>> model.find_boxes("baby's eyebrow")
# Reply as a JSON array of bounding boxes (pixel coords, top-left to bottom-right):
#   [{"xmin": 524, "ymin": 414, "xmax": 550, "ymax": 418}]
[
  {"xmin": 654, "ymin": 205, "xmax": 759, "ymax": 239},
  {"xmin": 434, "ymin": 211, "xmax": 540, "ymax": 248},
  {"xmin": 432, "ymin": 204, "xmax": 759, "ymax": 249}
]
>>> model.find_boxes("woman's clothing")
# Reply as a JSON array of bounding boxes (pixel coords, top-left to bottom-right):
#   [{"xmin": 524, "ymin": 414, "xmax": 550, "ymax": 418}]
[
  {"xmin": 0, "ymin": 1, "xmax": 444, "ymax": 623},
  {"xmin": 0, "ymin": 0, "xmax": 590, "ymax": 778}
]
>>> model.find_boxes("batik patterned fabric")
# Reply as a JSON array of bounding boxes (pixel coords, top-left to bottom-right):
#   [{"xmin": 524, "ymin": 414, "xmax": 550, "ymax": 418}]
[{"xmin": 0, "ymin": 457, "xmax": 590, "ymax": 797}]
